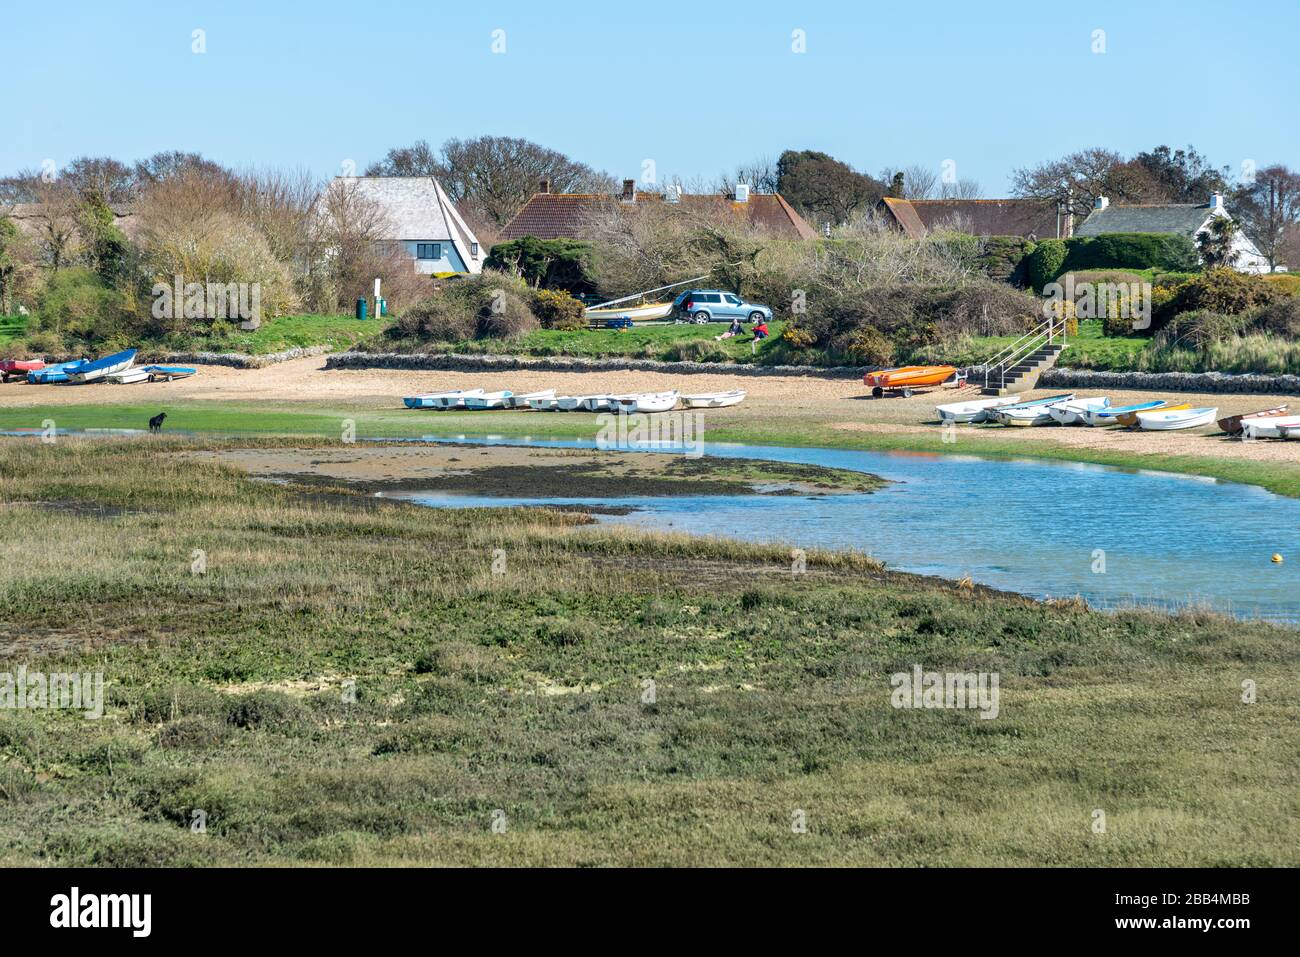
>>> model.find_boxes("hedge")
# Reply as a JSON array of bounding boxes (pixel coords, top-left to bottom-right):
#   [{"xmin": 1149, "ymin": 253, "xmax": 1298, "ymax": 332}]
[{"xmin": 1062, "ymin": 233, "xmax": 1200, "ymax": 274}]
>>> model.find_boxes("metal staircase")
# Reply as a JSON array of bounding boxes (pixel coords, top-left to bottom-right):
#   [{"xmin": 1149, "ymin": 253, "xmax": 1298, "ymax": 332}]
[{"xmin": 979, "ymin": 315, "xmax": 1068, "ymax": 396}]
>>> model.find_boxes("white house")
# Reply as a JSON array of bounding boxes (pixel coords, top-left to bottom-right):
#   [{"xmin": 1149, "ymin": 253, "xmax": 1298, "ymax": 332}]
[
  {"xmin": 1075, "ymin": 192, "xmax": 1270, "ymax": 273},
  {"xmin": 333, "ymin": 176, "xmax": 484, "ymax": 275}
]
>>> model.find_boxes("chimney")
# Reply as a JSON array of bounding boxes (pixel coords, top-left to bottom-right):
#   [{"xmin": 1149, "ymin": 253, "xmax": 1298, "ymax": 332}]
[
  {"xmin": 1209, "ymin": 192, "xmax": 1224, "ymax": 209},
  {"xmin": 621, "ymin": 179, "xmax": 636, "ymax": 203},
  {"xmin": 539, "ymin": 178, "xmax": 550, "ymax": 194},
  {"xmin": 1095, "ymin": 196, "xmax": 1109, "ymax": 210},
  {"xmin": 734, "ymin": 183, "xmax": 751, "ymax": 203}
]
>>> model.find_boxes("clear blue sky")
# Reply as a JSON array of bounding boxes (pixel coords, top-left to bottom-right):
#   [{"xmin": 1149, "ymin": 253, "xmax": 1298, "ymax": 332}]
[{"xmin": 8, "ymin": 0, "xmax": 1298, "ymax": 194}]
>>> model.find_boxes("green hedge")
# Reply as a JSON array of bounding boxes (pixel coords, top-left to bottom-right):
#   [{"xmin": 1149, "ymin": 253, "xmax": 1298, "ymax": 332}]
[
  {"xmin": 1026, "ymin": 240, "xmax": 1067, "ymax": 291},
  {"xmin": 484, "ymin": 237, "xmax": 597, "ymax": 293},
  {"xmin": 1062, "ymin": 233, "xmax": 1199, "ymax": 274}
]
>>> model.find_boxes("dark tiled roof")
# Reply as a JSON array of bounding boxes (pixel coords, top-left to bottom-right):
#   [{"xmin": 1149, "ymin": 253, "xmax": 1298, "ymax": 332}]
[
  {"xmin": 1074, "ymin": 203, "xmax": 1212, "ymax": 238},
  {"xmin": 880, "ymin": 197, "xmax": 1061, "ymax": 240},
  {"xmin": 498, "ymin": 191, "xmax": 819, "ymax": 242}
]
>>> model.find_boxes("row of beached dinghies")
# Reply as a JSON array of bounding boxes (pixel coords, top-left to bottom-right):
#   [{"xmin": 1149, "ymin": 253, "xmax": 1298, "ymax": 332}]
[
  {"xmin": 402, "ymin": 388, "xmax": 746, "ymax": 414},
  {"xmin": 0, "ymin": 350, "xmax": 196, "ymax": 385},
  {"xmin": 937, "ymin": 394, "xmax": 1297, "ymax": 437}
]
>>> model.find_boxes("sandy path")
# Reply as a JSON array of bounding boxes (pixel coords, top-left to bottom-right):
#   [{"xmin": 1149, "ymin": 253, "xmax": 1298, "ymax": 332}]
[{"xmin": 3, "ymin": 355, "xmax": 1297, "ymax": 464}]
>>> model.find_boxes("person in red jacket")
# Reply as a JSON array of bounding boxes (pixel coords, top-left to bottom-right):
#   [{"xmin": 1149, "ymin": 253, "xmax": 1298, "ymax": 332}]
[{"xmin": 752, "ymin": 319, "xmax": 769, "ymax": 340}]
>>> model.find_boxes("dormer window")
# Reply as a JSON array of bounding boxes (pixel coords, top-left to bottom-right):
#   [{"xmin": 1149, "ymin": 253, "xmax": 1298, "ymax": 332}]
[{"xmin": 470, "ymin": 242, "xmax": 479, "ymax": 259}]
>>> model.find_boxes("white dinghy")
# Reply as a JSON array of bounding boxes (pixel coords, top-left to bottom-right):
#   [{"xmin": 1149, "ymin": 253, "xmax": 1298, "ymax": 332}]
[
  {"xmin": 1047, "ymin": 396, "xmax": 1111, "ymax": 426},
  {"xmin": 1242, "ymin": 414, "xmax": 1300, "ymax": 440},
  {"xmin": 1136, "ymin": 406, "xmax": 1218, "ymax": 431},
  {"xmin": 462, "ymin": 390, "xmax": 513, "ymax": 410},
  {"xmin": 106, "ymin": 367, "xmax": 151, "ymax": 385},
  {"xmin": 935, "ymin": 396, "xmax": 1015, "ymax": 424},
  {"xmin": 508, "ymin": 389, "xmax": 556, "ymax": 409},
  {"xmin": 613, "ymin": 391, "xmax": 679, "ymax": 414},
  {"xmin": 681, "ymin": 389, "xmax": 746, "ymax": 409}
]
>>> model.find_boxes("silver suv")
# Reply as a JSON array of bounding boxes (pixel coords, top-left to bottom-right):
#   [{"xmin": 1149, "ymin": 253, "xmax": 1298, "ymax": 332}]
[{"xmin": 673, "ymin": 289, "xmax": 773, "ymax": 324}]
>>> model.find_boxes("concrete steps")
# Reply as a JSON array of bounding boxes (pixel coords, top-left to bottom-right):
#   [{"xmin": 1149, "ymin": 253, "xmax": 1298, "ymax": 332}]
[{"xmin": 981, "ymin": 343, "xmax": 1067, "ymax": 396}]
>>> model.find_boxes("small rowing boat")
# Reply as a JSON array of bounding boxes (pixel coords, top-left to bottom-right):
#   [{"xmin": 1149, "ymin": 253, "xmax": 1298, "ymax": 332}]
[
  {"xmin": 1243, "ymin": 414, "xmax": 1300, "ymax": 440},
  {"xmin": 864, "ymin": 365, "xmax": 962, "ymax": 398},
  {"xmin": 936, "ymin": 396, "xmax": 1015, "ymax": 423},
  {"xmin": 991, "ymin": 394, "xmax": 1075, "ymax": 427},
  {"xmin": 1082, "ymin": 400, "xmax": 1179, "ymax": 428},
  {"xmin": 1047, "ymin": 396, "xmax": 1110, "ymax": 426},
  {"xmin": 613, "ymin": 391, "xmax": 679, "ymax": 414},
  {"xmin": 462, "ymin": 390, "xmax": 513, "ymax": 410},
  {"xmin": 0, "ymin": 359, "xmax": 45, "ymax": 382},
  {"xmin": 146, "ymin": 366, "xmax": 196, "ymax": 381},
  {"xmin": 556, "ymin": 394, "xmax": 599, "ymax": 411},
  {"xmin": 1218, "ymin": 405, "xmax": 1289, "ymax": 435},
  {"xmin": 106, "ymin": 367, "xmax": 151, "ymax": 384},
  {"xmin": 403, "ymin": 389, "xmax": 478, "ymax": 409},
  {"xmin": 66, "ymin": 348, "xmax": 137, "ymax": 383},
  {"xmin": 681, "ymin": 389, "xmax": 746, "ymax": 409},
  {"xmin": 508, "ymin": 389, "xmax": 556, "ymax": 409},
  {"xmin": 1136, "ymin": 406, "xmax": 1218, "ymax": 431}
]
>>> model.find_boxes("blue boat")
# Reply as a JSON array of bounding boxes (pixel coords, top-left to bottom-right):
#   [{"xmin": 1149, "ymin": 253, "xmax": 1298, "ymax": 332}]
[
  {"xmin": 1095, "ymin": 400, "xmax": 1166, "ymax": 418},
  {"xmin": 67, "ymin": 348, "xmax": 137, "ymax": 383},
  {"xmin": 28, "ymin": 359, "xmax": 89, "ymax": 383},
  {"xmin": 145, "ymin": 366, "xmax": 196, "ymax": 381}
]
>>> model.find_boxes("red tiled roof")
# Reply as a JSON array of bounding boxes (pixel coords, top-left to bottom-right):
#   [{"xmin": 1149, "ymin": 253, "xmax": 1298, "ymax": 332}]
[
  {"xmin": 880, "ymin": 197, "xmax": 1061, "ymax": 240},
  {"xmin": 498, "ymin": 191, "xmax": 819, "ymax": 243}
]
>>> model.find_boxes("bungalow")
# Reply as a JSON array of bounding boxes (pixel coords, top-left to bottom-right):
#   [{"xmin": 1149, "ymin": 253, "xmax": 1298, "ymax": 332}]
[
  {"xmin": 1075, "ymin": 193, "xmax": 1269, "ymax": 273},
  {"xmin": 498, "ymin": 179, "xmax": 819, "ymax": 242},
  {"xmin": 878, "ymin": 197, "xmax": 1067, "ymax": 240},
  {"xmin": 334, "ymin": 176, "xmax": 484, "ymax": 275}
]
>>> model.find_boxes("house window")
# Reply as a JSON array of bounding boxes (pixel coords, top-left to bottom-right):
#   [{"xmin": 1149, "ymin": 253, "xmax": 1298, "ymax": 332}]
[
  {"xmin": 470, "ymin": 242, "xmax": 479, "ymax": 258},
  {"xmin": 416, "ymin": 243, "xmax": 442, "ymax": 260}
]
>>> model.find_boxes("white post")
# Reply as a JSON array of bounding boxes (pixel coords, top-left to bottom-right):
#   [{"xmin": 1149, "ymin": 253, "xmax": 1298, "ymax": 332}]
[{"xmin": 374, "ymin": 277, "xmax": 382, "ymax": 319}]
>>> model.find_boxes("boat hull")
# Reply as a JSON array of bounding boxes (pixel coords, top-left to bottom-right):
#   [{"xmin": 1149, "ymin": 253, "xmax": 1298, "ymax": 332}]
[
  {"xmin": 1243, "ymin": 415, "xmax": 1300, "ymax": 439},
  {"xmin": 585, "ymin": 302, "xmax": 673, "ymax": 322},
  {"xmin": 865, "ymin": 365, "xmax": 960, "ymax": 395},
  {"xmin": 66, "ymin": 349, "xmax": 137, "ymax": 383},
  {"xmin": 1135, "ymin": 407, "xmax": 1218, "ymax": 431},
  {"xmin": 1047, "ymin": 398, "xmax": 1110, "ymax": 425},
  {"xmin": 937, "ymin": 396, "xmax": 1014, "ymax": 423},
  {"xmin": 681, "ymin": 390, "xmax": 746, "ymax": 409}
]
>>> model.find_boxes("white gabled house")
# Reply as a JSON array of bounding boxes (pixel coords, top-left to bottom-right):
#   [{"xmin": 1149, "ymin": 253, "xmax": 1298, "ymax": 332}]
[
  {"xmin": 1075, "ymin": 192, "xmax": 1270, "ymax": 273},
  {"xmin": 333, "ymin": 176, "xmax": 484, "ymax": 275}
]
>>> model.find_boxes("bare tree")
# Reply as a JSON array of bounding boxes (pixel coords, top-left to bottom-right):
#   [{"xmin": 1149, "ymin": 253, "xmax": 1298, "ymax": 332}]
[
  {"xmin": 1232, "ymin": 164, "xmax": 1300, "ymax": 271},
  {"xmin": 4, "ymin": 170, "xmax": 82, "ymax": 271},
  {"xmin": 1011, "ymin": 148, "xmax": 1128, "ymax": 220}
]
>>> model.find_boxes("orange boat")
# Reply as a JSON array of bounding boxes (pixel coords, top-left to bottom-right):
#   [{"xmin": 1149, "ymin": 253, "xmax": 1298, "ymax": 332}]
[{"xmin": 864, "ymin": 365, "xmax": 962, "ymax": 398}]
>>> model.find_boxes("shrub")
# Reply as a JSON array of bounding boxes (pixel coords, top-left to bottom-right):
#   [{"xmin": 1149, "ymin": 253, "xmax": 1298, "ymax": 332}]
[
  {"xmin": 1026, "ymin": 239, "xmax": 1067, "ymax": 290},
  {"xmin": 394, "ymin": 270, "xmax": 540, "ymax": 342},
  {"xmin": 225, "ymin": 690, "xmax": 305, "ymax": 730},
  {"xmin": 484, "ymin": 237, "xmax": 597, "ymax": 293},
  {"xmin": 973, "ymin": 235, "xmax": 1036, "ymax": 285},
  {"xmin": 530, "ymin": 288, "xmax": 587, "ymax": 330},
  {"xmin": 840, "ymin": 326, "xmax": 894, "ymax": 365},
  {"xmin": 1157, "ymin": 309, "xmax": 1248, "ymax": 347},
  {"xmin": 1153, "ymin": 268, "xmax": 1279, "ymax": 328},
  {"xmin": 1250, "ymin": 297, "xmax": 1300, "ymax": 337},
  {"xmin": 32, "ymin": 267, "xmax": 130, "ymax": 342},
  {"xmin": 1261, "ymin": 273, "xmax": 1300, "ymax": 297}
]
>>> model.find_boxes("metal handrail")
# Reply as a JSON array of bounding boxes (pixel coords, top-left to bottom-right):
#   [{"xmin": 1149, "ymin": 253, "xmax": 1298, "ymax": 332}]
[{"xmin": 984, "ymin": 314, "xmax": 1064, "ymax": 391}]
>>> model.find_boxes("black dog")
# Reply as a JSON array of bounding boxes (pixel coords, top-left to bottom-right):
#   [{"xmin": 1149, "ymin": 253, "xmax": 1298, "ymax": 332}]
[{"xmin": 148, "ymin": 412, "xmax": 166, "ymax": 433}]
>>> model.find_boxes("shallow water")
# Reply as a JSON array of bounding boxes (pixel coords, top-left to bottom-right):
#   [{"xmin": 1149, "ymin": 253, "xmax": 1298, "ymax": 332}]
[{"xmin": 383, "ymin": 434, "xmax": 1300, "ymax": 621}]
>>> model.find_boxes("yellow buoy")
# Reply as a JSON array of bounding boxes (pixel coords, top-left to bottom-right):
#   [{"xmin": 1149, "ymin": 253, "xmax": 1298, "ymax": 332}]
[{"xmin": 1271, "ymin": 554, "xmax": 1284, "ymax": 564}]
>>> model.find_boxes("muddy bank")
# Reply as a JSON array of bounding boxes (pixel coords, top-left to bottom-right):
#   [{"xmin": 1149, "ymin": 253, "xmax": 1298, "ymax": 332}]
[{"xmin": 190, "ymin": 444, "xmax": 888, "ymax": 499}]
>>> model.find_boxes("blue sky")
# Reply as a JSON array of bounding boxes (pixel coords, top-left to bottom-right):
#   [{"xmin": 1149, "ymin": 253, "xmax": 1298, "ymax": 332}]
[{"xmin": 7, "ymin": 0, "xmax": 1298, "ymax": 194}]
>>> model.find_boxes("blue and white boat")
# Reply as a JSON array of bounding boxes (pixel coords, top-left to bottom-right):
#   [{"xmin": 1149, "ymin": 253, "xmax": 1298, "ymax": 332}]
[
  {"xmin": 403, "ymin": 389, "xmax": 484, "ymax": 409},
  {"xmin": 992, "ymin": 393, "xmax": 1075, "ymax": 426},
  {"xmin": 1081, "ymin": 400, "xmax": 1166, "ymax": 428},
  {"xmin": 1047, "ymin": 396, "xmax": 1110, "ymax": 426},
  {"xmin": 28, "ymin": 359, "xmax": 89, "ymax": 383},
  {"xmin": 66, "ymin": 349, "xmax": 137, "ymax": 383}
]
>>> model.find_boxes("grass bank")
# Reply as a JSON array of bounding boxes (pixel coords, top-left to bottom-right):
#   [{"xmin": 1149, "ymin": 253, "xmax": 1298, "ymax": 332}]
[
  {"xmin": 1, "ymin": 438, "xmax": 1295, "ymax": 866},
  {"xmin": 3, "ymin": 400, "xmax": 1297, "ymax": 499}
]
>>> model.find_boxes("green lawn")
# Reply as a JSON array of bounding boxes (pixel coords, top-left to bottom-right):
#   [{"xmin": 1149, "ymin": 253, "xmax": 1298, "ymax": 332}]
[
  {"xmin": 161, "ymin": 313, "xmax": 391, "ymax": 355},
  {"xmin": 0, "ymin": 437, "xmax": 1295, "ymax": 866},
  {"xmin": 907, "ymin": 321, "xmax": 1153, "ymax": 371},
  {"xmin": 0, "ymin": 314, "xmax": 29, "ymax": 346},
  {"xmin": 403, "ymin": 319, "xmax": 788, "ymax": 364}
]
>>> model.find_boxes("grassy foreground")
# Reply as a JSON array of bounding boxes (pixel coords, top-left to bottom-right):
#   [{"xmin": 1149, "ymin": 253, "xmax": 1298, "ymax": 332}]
[{"xmin": 0, "ymin": 437, "xmax": 1297, "ymax": 866}]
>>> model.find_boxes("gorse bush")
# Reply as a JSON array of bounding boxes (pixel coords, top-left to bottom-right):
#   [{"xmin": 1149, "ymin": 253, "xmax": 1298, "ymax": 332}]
[
  {"xmin": 393, "ymin": 270, "xmax": 539, "ymax": 342},
  {"xmin": 1153, "ymin": 268, "xmax": 1279, "ymax": 328},
  {"xmin": 530, "ymin": 288, "xmax": 586, "ymax": 330}
]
